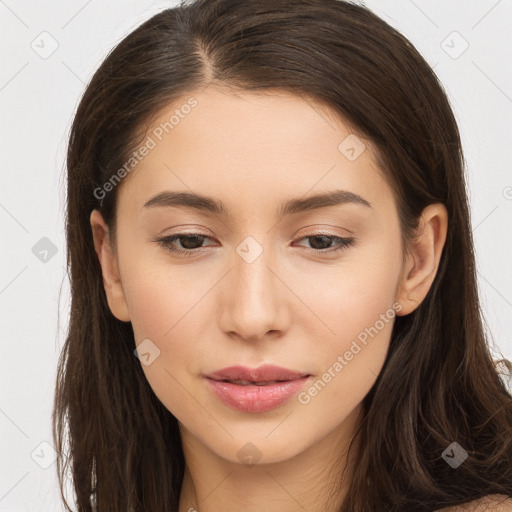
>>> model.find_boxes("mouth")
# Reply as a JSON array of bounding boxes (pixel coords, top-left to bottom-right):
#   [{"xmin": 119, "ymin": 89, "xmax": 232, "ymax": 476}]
[
  {"xmin": 205, "ymin": 364, "xmax": 311, "ymax": 383},
  {"xmin": 212, "ymin": 379, "xmax": 296, "ymax": 386},
  {"xmin": 204, "ymin": 365, "xmax": 312, "ymax": 413}
]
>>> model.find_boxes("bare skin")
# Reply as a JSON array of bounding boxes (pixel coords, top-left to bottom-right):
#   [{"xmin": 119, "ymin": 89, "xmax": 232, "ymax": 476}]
[
  {"xmin": 91, "ymin": 86, "xmax": 452, "ymax": 511},
  {"xmin": 438, "ymin": 495, "xmax": 512, "ymax": 512}
]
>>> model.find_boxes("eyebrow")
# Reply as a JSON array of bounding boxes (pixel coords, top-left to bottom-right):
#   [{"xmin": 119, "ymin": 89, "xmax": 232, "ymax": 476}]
[{"xmin": 143, "ymin": 189, "xmax": 372, "ymax": 217}]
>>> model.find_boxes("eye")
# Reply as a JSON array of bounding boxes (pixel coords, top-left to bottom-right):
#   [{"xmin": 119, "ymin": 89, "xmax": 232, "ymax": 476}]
[
  {"xmin": 155, "ymin": 232, "xmax": 356, "ymax": 257},
  {"xmin": 293, "ymin": 234, "xmax": 356, "ymax": 254},
  {"xmin": 156, "ymin": 233, "xmax": 214, "ymax": 257}
]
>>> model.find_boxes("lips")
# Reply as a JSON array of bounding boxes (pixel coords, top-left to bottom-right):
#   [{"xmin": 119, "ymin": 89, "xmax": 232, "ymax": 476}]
[
  {"xmin": 205, "ymin": 364, "xmax": 310, "ymax": 384},
  {"xmin": 204, "ymin": 365, "xmax": 312, "ymax": 413},
  {"xmin": 221, "ymin": 379, "xmax": 281, "ymax": 386}
]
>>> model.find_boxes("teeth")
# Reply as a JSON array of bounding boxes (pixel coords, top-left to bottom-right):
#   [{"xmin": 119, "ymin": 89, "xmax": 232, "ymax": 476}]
[{"xmin": 227, "ymin": 379, "xmax": 280, "ymax": 386}]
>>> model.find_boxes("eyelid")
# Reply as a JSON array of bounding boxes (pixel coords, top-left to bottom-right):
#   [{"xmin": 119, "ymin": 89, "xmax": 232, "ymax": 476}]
[
  {"xmin": 294, "ymin": 226, "xmax": 353, "ymax": 238},
  {"xmin": 155, "ymin": 224, "xmax": 215, "ymax": 237}
]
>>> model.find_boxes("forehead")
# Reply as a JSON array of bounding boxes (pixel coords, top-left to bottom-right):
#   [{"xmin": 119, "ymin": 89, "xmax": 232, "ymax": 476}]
[{"xmin": 116, "ymin": 87, "xmax": 393, "ymax": 217}]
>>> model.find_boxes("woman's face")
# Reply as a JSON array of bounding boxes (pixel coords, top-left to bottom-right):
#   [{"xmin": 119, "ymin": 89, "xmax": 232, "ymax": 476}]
[{"xmin": 93, "ymin": 87, "xmax": 413, "ymax": 465}]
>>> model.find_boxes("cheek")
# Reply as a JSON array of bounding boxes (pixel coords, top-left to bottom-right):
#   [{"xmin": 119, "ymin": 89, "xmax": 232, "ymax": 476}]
[
  {"xmin": 120, "ymin": 258, "xmax": 219, "ymax": 418},
  {"xmin": 307, "ymin": 239, "xmax": 402, "ymax": 347},
  {"xmin": 124, "ymin": 265, "xmax": 209, "ymax": 364},
  {"xmin": 298, "ymin": 239, "xmax": 402, "ymax": 405}
]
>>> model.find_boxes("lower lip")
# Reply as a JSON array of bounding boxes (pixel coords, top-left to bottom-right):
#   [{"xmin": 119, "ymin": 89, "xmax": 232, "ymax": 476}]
[{"xmin": 205, "ymin": 376, "xmax": 310, "ymax": 413}]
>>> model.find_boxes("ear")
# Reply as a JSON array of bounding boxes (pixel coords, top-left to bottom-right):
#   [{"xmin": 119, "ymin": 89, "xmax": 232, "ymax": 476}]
[
  {"xmin": 396, "ymin": 203, "xmax": 448, "ymax": 316},
  {"xmin": 90, "ymin": 209, "xmax": 131, "ymax": 322}
]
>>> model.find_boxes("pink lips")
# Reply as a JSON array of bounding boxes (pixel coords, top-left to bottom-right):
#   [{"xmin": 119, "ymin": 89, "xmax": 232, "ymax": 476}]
[{"xmin": 204, "ymin": 365, "xmax": 311, "ymax": 413}]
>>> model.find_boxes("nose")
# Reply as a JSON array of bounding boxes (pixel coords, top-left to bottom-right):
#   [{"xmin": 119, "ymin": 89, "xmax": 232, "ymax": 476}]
[{"xmin": 218, "ymin": 242, "xmax": 290, "ymax": 343}]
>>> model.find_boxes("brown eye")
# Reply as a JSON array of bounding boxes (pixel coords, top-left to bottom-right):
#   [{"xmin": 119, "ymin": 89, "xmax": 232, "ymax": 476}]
[
  {"xmin": 156, "ymin": 233, "xmax": 214, "ymax": 256},
  {"xmin": 293, "ymin": 234, "xmax": 356, "ymax": 254}
]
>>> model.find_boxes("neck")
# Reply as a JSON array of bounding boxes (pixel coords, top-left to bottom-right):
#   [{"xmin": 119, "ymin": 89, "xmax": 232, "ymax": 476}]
[{"xmin": 178, "ymin": 404, "xmax": 363, "ymax": 512}]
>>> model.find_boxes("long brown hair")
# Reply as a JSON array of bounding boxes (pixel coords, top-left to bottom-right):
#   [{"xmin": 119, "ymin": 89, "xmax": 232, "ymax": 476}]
[{"xmin": 53, "ymin": 0, "xmax": 512, "ymax": 510}]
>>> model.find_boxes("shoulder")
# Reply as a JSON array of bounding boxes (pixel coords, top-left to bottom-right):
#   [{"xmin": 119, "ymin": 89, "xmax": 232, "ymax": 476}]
[{"xmin": 437, "ymin": 495, "xmax": 512, "ymax": 511}]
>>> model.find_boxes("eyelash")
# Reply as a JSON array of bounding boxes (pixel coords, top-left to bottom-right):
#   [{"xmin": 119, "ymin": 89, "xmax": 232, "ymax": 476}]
[{"xmin": 155, "ymin": 232, "xmax": 356, "ymax": 257}]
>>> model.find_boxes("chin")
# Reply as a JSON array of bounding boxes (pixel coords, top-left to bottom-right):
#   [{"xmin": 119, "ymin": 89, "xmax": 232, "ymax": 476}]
[{"xmin": 204, "ymin": 430, "xmax": 311, "ymax": 467}]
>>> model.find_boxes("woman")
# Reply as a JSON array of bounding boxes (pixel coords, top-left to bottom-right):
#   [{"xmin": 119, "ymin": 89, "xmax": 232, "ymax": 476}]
[{"xmin": 52, "ymin": 0, "xmax": 512, "ymax": 510}]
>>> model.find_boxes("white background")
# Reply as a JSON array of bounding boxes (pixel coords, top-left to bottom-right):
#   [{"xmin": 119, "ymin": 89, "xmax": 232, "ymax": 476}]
[{"xmin": 0, "ymin": 0, "xmax": 511, "ymax": 510}]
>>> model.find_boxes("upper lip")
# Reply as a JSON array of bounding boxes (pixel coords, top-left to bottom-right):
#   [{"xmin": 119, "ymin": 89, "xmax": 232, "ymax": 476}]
[{"xmin": 205, "ymin": 365, "xmax": 310, "ymax": 382}]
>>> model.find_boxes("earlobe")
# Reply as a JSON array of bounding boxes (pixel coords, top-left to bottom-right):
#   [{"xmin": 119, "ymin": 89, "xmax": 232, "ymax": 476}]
[
  {"xmin": 396, "ymin": 203, "xmax": 448, "ymax": 316},
  {"xmin": 90, "ymin": 209, "xmax": 131, "ymax": 322}
]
